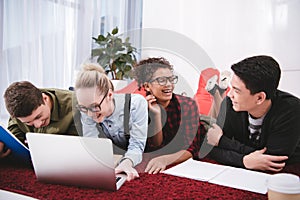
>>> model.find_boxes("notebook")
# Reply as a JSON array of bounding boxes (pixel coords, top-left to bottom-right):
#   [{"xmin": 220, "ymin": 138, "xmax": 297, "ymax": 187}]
[
  {"xmin": 0, "ymin": 125, "xmax": 31, "ymax": 162},
  {"xmin": 26, "ymin": 133, "xmax": 127, "ymax": 191},
  {"xmin": 163, "ymin": 158, "xmax": 271, "ymax": 194}
]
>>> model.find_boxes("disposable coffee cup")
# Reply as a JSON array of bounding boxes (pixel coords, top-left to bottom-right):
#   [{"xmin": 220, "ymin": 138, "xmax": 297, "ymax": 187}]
[{"xmin": 267, "ymin": 173, "xmax": 300, "ymax": 200}]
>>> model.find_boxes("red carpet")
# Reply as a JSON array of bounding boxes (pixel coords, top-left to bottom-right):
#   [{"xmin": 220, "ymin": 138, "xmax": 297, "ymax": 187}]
[{"xmin": 1, "ymin": 157, "xmax": 299, "ymax": 199}]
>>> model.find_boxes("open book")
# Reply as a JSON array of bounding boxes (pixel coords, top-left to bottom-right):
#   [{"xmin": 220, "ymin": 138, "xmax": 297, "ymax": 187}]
[
  {"xmin": 163, "ymin": 158, "xmax": 271, "ymax": 194},
  {"xmin": 0, "ymin": 125, "xmax": 30, "ymax": 162}
]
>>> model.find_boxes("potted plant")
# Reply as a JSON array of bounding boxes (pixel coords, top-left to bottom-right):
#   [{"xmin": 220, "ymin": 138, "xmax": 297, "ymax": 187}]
[{"xmin": 91, "ymin": 27, "xmax": 137, "ymax": 81}]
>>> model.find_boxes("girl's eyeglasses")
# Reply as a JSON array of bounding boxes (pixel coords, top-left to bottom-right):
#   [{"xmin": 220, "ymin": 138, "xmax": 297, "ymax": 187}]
[
  {"xmin": 149, "ymin": 75, "xmax": 178, "ymax": 86},
  {"xmin": 76, "ymin": 90, "xmax": 109, "ymax": 113}
]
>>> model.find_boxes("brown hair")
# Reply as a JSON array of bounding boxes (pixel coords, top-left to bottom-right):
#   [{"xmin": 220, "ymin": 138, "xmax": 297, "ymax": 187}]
[
  {"xmin": 133, "ymin": 57, "xmax": 173, "ymax": 89},
  {"xmin": 4, "ymin": 81, "xmax": 44, "ymax": 118}
]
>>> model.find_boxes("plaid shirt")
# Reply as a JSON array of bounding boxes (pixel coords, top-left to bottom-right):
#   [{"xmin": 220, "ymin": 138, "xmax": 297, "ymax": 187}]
[{"xmin": 145, "ymin": 94, "xmax": 206, "ymax": 159}]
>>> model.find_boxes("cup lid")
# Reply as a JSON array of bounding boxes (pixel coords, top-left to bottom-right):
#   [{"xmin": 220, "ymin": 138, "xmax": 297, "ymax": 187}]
[{"xmin": 267, "ymin": 173, "xmax": 300, "ymax": 194}]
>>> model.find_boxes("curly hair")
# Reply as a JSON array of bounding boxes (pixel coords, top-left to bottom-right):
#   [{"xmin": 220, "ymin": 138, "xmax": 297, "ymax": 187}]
[
  {"xmin": 231, "ymin": 55, "xmax": 281, "ymax": 99},
  {"xmin": 133, "ymin": 57, "xmax": 173, "ymax": 88}
]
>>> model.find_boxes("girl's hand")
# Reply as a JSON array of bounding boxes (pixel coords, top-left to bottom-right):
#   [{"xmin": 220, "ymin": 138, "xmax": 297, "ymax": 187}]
[
  {"xmin": 145, "ymin": 94, "xmax": 161, "ymax": 115},
  {"xmin": 115, "ymin": 158, "xmax": 139, "ymax": 181}
]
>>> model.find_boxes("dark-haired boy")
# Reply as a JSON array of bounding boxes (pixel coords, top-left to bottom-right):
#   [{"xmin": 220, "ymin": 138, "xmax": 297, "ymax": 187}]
[
  {"xmin": 207, "ymin": 55, "xmax": 300, "ymax": 172},
  {"xmin": 1, "ymin": 81, "xmax": 78, "ymax": 159}
]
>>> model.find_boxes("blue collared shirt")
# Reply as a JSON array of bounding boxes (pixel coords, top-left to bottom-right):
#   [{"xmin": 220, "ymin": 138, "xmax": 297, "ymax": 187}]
[{"xmin": 80, "ymin": 93, "xmax": 148, "ymax": 166}]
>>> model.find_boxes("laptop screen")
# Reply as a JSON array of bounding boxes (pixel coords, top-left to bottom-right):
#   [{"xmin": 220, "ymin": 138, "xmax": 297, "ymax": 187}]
[{"xmin": 26, "ymin": 133, "xmax": 126, "ymax": 190}]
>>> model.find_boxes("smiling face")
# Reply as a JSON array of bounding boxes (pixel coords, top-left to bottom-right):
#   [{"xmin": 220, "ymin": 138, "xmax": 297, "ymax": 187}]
[
  {"xmin": 145, "ymin": 68, "xmax": 175, "ymax": 106},
  {"xmin": 227, "ymin": 74, "xmax": 261, "ymax": 113},
  {"xmin": 76, "ymin": 87, "xmax": 113, "ymax": 123},
  {"xmin": 18, "ymin": 94, "xmax": 51, "ymax": 128}
]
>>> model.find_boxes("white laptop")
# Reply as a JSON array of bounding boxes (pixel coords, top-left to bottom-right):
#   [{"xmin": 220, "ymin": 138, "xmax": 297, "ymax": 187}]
[{"xmin": 26, "ymin": 133, "xmax": 126, "ymax": 191}]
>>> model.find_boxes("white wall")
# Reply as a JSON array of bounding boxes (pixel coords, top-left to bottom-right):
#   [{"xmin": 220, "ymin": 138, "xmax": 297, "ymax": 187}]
[{"xmin": 142, "ymin": 0, "xmax": 300, "ymax": 97}]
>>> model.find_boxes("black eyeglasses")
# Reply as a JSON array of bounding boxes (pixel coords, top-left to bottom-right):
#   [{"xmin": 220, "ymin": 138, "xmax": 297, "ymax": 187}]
[
  {"xmin": 76, "ymin": 90, "xmax": 109, "ymax": 113},
  {"xmin": 149, "ymin": 75, "xmax": 178, "ymax": 86}
]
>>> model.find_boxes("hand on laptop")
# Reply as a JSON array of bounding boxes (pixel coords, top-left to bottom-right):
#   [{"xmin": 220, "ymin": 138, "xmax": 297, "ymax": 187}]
[
  {"xmin": 0, "ymin": 142, "xmax": 11, "ymax": 158},
  {"xmin": 115, "ymin": 158, "xmax": 139, "ymax": 181}
]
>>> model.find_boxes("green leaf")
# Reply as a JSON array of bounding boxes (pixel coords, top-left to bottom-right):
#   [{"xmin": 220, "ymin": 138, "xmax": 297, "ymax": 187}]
[
  {"xmin": 115, "ymin": 38, "xmax": 122, "ymax": 44},
  {"xmin": 91, "ymin": 49, "xmax": 105, "ymax": 58},
  {"xmin": 124, "ymin": 54, "xmax": 133, "ymax": 63},
  {"xmin": 112, "ymin": 27, "xmax": 118, "ymax": 35},
  {"xmin": 98, "ymin": 35, "xmax": 106, "ymax": 42},
  {"xmin": 116, "ymin": 71, "xmax": 123, "ymax": 80},
  {"xmin": 97, "ymin": 56, "xmax": 110, "ymax": 69},
  {"xmin": 124, "ymin": 65, "xmax": 132, "ymax": 72}
]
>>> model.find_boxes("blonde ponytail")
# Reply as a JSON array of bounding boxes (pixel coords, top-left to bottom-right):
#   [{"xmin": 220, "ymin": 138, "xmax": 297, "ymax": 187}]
[{"xmin": 75, "ymin": 63, "xmax": 114, "ymax": 93}]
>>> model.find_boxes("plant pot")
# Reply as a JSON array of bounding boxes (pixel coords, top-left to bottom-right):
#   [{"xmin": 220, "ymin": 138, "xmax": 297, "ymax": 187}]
[{"xmin": 111, "ymin": 80, "xmax": 128, "ymax": 91}]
